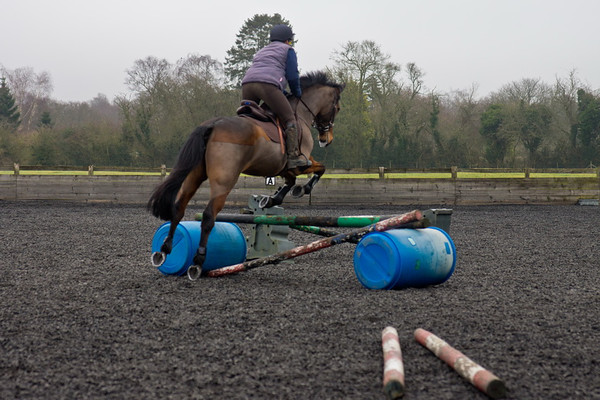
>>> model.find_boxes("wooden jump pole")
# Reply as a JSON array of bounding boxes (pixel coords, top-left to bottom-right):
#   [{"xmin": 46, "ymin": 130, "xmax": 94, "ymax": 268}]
[
  {"xmin": 289, "ymin": 219, "xmax": 430, "ymax": 243},
  {"xmin": 382, "ymin": 327, "xmax": 405, "ymax": 399},
  {"xmin": 414, "ymin": 328, "xmax": 507, "ymax": 399},
  {"xmin": 191, "ymin": 210, "xmax": 423, "ymax": 280}
]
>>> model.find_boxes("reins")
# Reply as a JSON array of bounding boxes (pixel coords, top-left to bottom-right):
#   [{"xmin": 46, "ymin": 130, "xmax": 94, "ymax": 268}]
[{"xmin": 297, "ymin": 97, "xmax": 336, "ymax": 133}]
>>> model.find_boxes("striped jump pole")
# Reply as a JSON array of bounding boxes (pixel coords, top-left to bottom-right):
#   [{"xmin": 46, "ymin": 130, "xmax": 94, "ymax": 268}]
[
  {"xmin": 194, "ymin": 209, "xmax": 423, "ymax": 280},
  {"xmin": 195, "ymin": 213, "xmax": 395, "ymax": 228},
  {"xmin": 382, "ymin": 327, "xmax": 405, "ymax": 399},
  {"xmin": 414, "ymin": 328, "xmax": 507, "ymax": 399}
]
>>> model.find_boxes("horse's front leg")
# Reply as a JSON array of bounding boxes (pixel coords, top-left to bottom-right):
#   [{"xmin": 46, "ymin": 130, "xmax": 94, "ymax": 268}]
[
  {"xmin": 258, "ymin": 178, "xmax": 295, "ymax": 208},
  {"xmin": 291, "ymin": 159, "xmax": 325, "ymax": 198}
]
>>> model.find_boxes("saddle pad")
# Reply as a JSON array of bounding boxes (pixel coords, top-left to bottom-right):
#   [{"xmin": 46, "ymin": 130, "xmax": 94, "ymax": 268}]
[{"xmin": 239, "ymin": 115, "xmax": 283, "ymax": 144}]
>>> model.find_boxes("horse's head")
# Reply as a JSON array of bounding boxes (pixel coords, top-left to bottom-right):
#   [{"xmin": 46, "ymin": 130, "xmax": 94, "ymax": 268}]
[{"xmin": 298, "ymin": 72, "xmax": 345, "ymax": 148}]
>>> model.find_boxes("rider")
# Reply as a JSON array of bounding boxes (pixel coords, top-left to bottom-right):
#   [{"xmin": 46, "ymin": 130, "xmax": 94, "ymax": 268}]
[{"xmin": 241, "ymin": 24, "xmax": 310, "ymax": 169}]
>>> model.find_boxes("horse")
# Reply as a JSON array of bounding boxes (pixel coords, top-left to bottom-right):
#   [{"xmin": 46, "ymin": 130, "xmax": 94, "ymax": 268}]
[{"xmin": 148, "ymin": 71, "xmax": 344, "ymax": 280}]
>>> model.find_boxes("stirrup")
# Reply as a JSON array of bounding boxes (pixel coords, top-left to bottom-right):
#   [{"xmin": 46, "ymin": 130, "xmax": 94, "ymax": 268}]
[{"xmin": 287, "ymin": 155, "xmax": 312, "ymax": 169}]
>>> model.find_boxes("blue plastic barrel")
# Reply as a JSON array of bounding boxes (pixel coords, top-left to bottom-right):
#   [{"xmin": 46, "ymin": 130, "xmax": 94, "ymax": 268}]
[
  {"xmin": 353, "ymin": 227, "xmax": 456, "ymax": 290},
  {"xmin": 151, "ymin": 221, "xmax": 246, "ymax": 276}
]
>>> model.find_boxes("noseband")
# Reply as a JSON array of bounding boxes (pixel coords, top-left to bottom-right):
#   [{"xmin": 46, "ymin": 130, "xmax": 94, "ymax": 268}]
[{"xmin": 298, "ymin": 96, "xmax": 338, "ymax": 134}]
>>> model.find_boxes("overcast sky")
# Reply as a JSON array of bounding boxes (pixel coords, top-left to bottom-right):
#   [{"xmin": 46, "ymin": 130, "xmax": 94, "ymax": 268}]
[{"xmin": 2, "ymin": 0, "xmax": 599, "ymax": 102}]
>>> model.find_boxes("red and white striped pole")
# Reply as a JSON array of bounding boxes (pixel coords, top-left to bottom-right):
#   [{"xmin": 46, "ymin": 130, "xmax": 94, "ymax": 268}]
[
  {"xmin": 381, "ymin": 327, "xmax": 405, "ymax": 399},
  {"xmin": 203, "ymin": 210, "xmax": 423, "ymax": 279},
  {"xmin": 414, "ymin": 328, "xmax": 507, "ymax": 399}
]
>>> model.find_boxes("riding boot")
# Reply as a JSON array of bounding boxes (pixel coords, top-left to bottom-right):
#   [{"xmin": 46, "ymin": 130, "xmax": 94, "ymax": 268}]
[{"xmin": 285, "ymin": 123, "xmax": 311, "ymax": 169}]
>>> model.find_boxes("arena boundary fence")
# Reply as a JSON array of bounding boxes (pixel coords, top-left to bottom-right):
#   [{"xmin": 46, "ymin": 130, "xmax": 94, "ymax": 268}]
[{"xmin": 1, "ymin": 173, "xmax": 598, "ymax": 205}]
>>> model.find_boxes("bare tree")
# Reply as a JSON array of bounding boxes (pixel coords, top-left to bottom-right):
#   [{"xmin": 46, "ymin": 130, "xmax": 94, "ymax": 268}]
[
  {"xmin": 405, "ymin": 62, "xmax": 424, "ymax": 100},
  {"xmin": 331, "ymin": 40, "xmax": 400, "ymax": 102},
  {"xmin": 553, "ymin": 69, "xmax": 586, "ymax": 144},
  {"xmin": 494, "ymin": 77, "xmax": 551, "ymax": 105},
  {"xmin": 125, "ymin": 56, "xmax": 171, "ymax": 96},
  {"xmin": 174, "ymin": 54, "xmax": 225, "ymax": 88},
  {"xmin": 1, "ymin": 66, "xmax": 53, "ymax": 132}
]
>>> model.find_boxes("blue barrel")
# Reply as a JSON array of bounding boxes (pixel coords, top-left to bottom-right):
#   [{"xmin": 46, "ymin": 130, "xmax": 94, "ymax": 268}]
[
  {"xmin": 353, "ymin": 227, "xmax": 456, "ymax": 290},
  {"xmin": 151, "ymin": 221, "xmax": 246, "ymax": 276}
]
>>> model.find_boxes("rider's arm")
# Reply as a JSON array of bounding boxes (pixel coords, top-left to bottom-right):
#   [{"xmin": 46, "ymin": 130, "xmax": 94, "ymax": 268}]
[{"xmin": 286, "ymin": 49, "xmax": 302, "ymax": 98}]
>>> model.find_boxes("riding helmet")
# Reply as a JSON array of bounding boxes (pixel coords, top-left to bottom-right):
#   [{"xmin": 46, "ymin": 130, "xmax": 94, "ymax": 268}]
[{"xmin": 270, "ymin": 24, "xmax": 294, "ymax": 42}]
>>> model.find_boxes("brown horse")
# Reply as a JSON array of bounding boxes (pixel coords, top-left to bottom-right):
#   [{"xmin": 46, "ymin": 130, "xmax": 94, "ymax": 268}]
[{"xmin": 148, "ymin": 71, "xmax": 344, "ymax": 280}]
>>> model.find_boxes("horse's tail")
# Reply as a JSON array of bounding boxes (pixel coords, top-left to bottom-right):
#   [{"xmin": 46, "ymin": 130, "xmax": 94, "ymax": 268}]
[{"xmin": 147, "ymin": 125, "xmax": 212, "ymax": 220}]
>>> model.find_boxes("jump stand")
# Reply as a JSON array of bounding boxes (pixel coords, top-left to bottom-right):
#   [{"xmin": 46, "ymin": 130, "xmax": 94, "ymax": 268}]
[
  {"xmin": 422, "ymin": 209, "xmax": 453, "ymax": 233},
  {"xmin": 245, "ymin": 195, "xmax": 295, "ymax": 259}
]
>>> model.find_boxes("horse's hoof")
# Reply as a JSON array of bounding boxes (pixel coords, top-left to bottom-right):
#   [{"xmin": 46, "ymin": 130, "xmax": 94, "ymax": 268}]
[
  {"xmin": 187, "ymin": 265, "xmax": 202, "ymax": 281},
  {"xmin": 151, "ymin": 251, "xmax": 166, "ymax": 267},
  {"xmin": 291, "ymin": 185, "xmax": 305, "ymax": 198},
  {"xmin": 259, "ymin": 195, "xmax": 273, "ymax": 209}
]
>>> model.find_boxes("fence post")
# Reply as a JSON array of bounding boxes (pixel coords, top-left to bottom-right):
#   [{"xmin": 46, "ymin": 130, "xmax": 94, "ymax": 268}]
[
  {"xmin": 451, "ymin": 166, "xmax": 458, "ymax": 179},
  {"xmin": 524, "ymin": 168, "xmax": 530, "ymax": 179},
  {"xmin": 597, "ymin": 168, "xmax": 600, "ymax": 202},
  {"xmin": 379, "ymin": 166, "xmax": 385, "ymax": 179}
]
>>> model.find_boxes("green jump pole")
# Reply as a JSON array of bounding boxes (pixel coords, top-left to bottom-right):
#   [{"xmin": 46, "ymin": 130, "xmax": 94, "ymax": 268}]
[{"xmin": 195, "ymin": 213, "xmax": 393, "ymax": 228}]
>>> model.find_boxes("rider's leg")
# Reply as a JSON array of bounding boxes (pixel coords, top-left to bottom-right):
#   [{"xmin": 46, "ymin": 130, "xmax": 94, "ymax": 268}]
[
  {"xmin": 242, "ymin": 83, "xmax": 310, "ymax": 169},
  {"xmin": 257, "ymin": 86, "xmax": 310, "ymax": 169},
  {"xmin": 283, "ymin": 121, "xmax": 310, "ymax": 169}
]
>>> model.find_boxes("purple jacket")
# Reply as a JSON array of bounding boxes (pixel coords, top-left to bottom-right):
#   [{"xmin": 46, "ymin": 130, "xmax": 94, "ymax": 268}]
[{"xmin": 242, "ymin": 41, "xmax": 302, "ymax": 97}]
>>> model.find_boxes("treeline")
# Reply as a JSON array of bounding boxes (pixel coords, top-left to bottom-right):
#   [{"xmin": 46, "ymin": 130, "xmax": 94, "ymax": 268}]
[{"xmin": 1, "ymin": 16, "xmax": 599, "ymax": 169}]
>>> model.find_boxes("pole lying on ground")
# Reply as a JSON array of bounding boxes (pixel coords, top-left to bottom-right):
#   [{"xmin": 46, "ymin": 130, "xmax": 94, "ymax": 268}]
[
  {"xmin": 195, "ymin": 213, "xmax": 395, "ymax": 228},
  {"xmin": 382, "ymin": 327, "xmax": 405, "ymax": 399},
  {"xmin": 414, "ymin": 328, "xmax": 507, "ymax": 399},
  {"xmin": 199, "ymin": 209, "xmax": 423, "ymax": 279}
]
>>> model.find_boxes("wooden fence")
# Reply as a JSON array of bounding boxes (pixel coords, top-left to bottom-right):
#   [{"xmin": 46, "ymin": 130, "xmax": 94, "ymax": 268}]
[{"xmin": 1, "ymin": 166, "xmax": 598, "ymax": 206}]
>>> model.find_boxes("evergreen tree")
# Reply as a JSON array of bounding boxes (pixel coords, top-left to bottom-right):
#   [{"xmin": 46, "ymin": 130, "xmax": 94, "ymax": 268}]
[
  {"xmin": 0, "ymin": 77, "xmax": 20, "ymax": 129},
  {"xmin": 480, "ymin": 104, "xmax": 511, "ymax": 166},
  {"xmin": 224, "ymin": 13, "xmax": 291, "ymax": 87},
  {"xmin": 39, "ymin": 111, "xmax": 53, "ymax": 128},
  {"xmin": 575, "ymin": 89, "xmax": 600, "ymax": 165}
]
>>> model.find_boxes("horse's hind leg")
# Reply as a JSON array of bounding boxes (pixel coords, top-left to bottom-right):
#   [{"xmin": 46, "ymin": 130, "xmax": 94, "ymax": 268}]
[
  {"xmin": 151, "ymin": 167, "xmax": 205, "ymax": 267},
  {"xmin": 187, "ymin": 193, "xmax": 229, "ymax": 280}
]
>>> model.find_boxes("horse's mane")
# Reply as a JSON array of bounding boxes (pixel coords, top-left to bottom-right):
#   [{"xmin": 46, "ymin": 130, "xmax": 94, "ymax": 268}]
[{"xmin": 300, "ymin": 71, "xmax": 344, "ymax": 91}]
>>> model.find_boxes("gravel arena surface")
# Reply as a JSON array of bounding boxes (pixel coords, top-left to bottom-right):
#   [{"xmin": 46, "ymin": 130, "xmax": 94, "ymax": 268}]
[{"xmin": 1, "ymin": 200, "xmax": 599, "ymax": 399}]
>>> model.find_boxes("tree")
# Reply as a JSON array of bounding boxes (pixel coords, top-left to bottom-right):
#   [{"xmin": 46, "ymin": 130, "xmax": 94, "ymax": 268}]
[
  {"xmin": 125, "ymin": 56, "xmax": 170, "ymax": 96},
  {"xmin": 1, "ymin": 67, "xmax": 52, "ymax": 132},
  {"xmin": 224, "ymin": 13, "xmax": 291, "ymax": 87},
  {"xmin": 480, "ymin": 104, "xmax": 511, "ymax": 166},
  {"xmin": 553, "ymin": 70, "xmax": 583, "ymax": 147},
  {"xmin": 330, "ymin": 40, "xmax": 400, "ymax": 103},
  {"xmin": 517, "ymin": 101, "xmax": 552, "ymax": 167},
  {"xmin": 429, "ymin": 93, "xmax": 442, "ymax": 150},
  {"xmin": 495, "ymin": 77, "xmax": 551, "ymax": 105},
  {"xmin": 312, "ymin": 79, "xmax": 374, "ymax": 168},
  {"xmin": 0, "ymin": 77, "xmax": 21, "ymax": 129},
  {"xmin": 38, "ymin": 111, "xmax": 53, "ymax": 128},
  {"xmin": 575, "ymin": 89, "xmax": 600, "ymax": 165}
]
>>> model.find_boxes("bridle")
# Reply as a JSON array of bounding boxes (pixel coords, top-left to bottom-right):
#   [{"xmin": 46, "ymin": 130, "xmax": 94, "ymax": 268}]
[{"xmin": 298, "ymin": 95, "xmax": 339, "ymax": 134}]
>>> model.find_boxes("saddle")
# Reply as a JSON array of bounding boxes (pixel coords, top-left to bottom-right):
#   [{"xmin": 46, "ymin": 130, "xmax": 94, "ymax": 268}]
[{"xmin": 236, "ymin": 100, "xmax": 286, "ymax": 146}]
